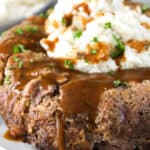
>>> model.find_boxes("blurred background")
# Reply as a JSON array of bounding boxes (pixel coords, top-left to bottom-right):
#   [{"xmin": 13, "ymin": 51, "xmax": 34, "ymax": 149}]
[
  {"xmin": 0, "ymin": 0, "xmax": 149, "ymax": 25},
  {"xmin": 0, "ymin": 0, "xmax": 57, "ymax": 33},
  {"xmin": 0, "ymin": 0, "xmax": 57, "ymax": 23}
]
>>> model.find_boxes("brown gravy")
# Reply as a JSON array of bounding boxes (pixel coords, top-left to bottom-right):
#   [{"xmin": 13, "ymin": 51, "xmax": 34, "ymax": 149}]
[
  {"xmin": 74, "ymin": 2, "xmax": 91, "ymax": 15},
  {"xmin": 127, "ymin": 40, "xmax": 150, "ymax": 53},
  {"xmin": 4, "ymin": 53, "xmax": 150, "ymax": 147},
  {"xmin": 55, "ymin": 110, "xmax": 65, "ymax": 150},
  {"xmin": 3, "ymin": 130, "xmax": 24, "ymax": 142},
  {"xmin": 43, "ymin": 38, "xmax": 58, "ymax": 51},
  {"xmin": 58, "ymin": 68, "xmax": 150, "ymax": 149}
]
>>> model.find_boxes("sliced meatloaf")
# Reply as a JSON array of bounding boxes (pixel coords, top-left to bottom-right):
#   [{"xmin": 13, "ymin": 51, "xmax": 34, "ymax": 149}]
[{"xmin": 0, "ymin": 50, "xmax": 149, "ymax": 150}]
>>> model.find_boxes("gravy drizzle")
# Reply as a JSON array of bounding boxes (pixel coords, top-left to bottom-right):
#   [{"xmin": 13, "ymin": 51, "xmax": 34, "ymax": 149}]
[
  {"xmin": 55, "ymin": 110, "xmax": 65, "ymax": 150},
  {"xmin": 3, "ymin": 130, "xmax": 23, "ymax": 142},
  {"xmin": 58, "ymin": 68, "xmax": 150, "ymax": 150}
]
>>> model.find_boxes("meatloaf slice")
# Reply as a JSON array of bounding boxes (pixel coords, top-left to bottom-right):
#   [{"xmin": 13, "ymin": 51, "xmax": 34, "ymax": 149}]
[
  {"xmin": 0, "ymin": 16, "xmax": 46, "ymax": 86},
  {"xmin": 0, "ymin": 16, "xmax": 46, "ymax": 60},
  {"xmin": 0, "ymin": 51, "xmax": 66, "ymax": 136},
  {"xmin": 1, "ymin": 53, "xmax": 150, "ymax": 150},
  {"xmin": 24, "ymin": 81, "xmax": 150, "ymax": 150},
  {"xmin": 0, "ymin": 50, "xmax": 95, "ymax": 150},
  {"xmin": 0, "ymin": 51, "xmax": 150, "ymax": 150},
  {"xmin": 96, "ymin": 81, "xmax": 150, "ymax": 150}
]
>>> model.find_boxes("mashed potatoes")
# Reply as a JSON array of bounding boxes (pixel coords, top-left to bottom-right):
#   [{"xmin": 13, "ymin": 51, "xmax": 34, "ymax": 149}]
[
  {"xmin": 42, "ymin": 0, "xmax": 150, "ymax": 73},
  {"xmin": 0, "ymin": 0, "xmax": 50, "ymax": 24}
]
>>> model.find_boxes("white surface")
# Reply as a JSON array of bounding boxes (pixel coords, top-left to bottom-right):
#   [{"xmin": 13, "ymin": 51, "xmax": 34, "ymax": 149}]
[
  {"xmin": 0, "ymin": 117, "xmax": 37, "ymax": 150},
  {"xmin": 42, "ymin": 0, "xmax": 150, "ymax": 73}
]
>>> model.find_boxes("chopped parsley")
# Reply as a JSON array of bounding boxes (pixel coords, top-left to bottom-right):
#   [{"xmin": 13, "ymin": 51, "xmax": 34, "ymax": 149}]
[
  {"xmin": 108, "ymin": 70, "xmax": 115, "ymax": 76},
  {"xmin": 141, "ymin": 4, "xmax": 150, "ymax": 13},
  {"xmin": 39, "ymin": 7, "xmax": 53, "ymax": 18},
  {"xmin": 91, "ymin": 37, "xmax": 99, "ymax": 43},
  {"xmin": 90, "ymin": 49, "xmax": 97, "ymax": 54},
  {"xmin": 61, "ymin": 16, "xmax": 72, "ymax": 27},
  {"xmin": 4, "ymin": 75, "xmax": 11, "ymax": 85},
  {"xmin": 113, "ymin": 80, "xmax": 128, "ymax": 87},
  {"xmin": 18, "ymin": 61, "xmax": 24, "ymax": 69},
  {"xmin": 16, "ymin": 28, "xmax": 23, "ymax": 35},
  {"xmin": 39, "ymin": 12, "xmax": 49, "ymax": 18},
  {"xmin": 110, "ymin": 34, "xmax": 125, "ymax": 59},
  {"xmin": 104, "ymin": 22, "xmax": 112, "ymax": 29},
  {"xmin": 64, "ymin": 59, "xmax": 74, "ymax": 69},
  {"xmin": 8, "ymin": 65, "xmax": 16, "ymax": 70},
  {"xmin": 61, "ymin": 17, "xmax": 67, "ymax": 26},
  {"xmin": 112, "ymin": 35, "xmax": 125, "ymax": 50},
  {"xmin": 13, "ymin": 56, "xmax": 20, "ymax": 62},
  {"xmin": 13, "ymin": 56, "xmax": 24, "ymax": 69},
  {"xmin": 26, "ymin": 25, "xmax": 38, "ymax": 33},
  {"xmin": 0, "ymin": 31, "xmax": 6, "ymax": 37},
  {"xmin": 73, "ymin": 30, "xmax": 82, "ymax": 39},
  {"xmin": 84, "ymin": 58, "xmax": 89, "ymax": 63},
  {"xmin": 13, "ymin": 44, "xmax": 26, "ymax": 54}
]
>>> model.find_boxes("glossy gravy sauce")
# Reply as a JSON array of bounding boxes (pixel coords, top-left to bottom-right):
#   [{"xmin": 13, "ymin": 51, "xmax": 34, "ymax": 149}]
[
  {"xmin": 3, "ymin": 56, "xmax": 150, "ymax": 149},
  {"xmin": 3, "ymin": 130, "xmax": 24, "ymax": 142},
  {"xmin": 58, "ymin": 68, "xmax": 150, "ymax": 150}
]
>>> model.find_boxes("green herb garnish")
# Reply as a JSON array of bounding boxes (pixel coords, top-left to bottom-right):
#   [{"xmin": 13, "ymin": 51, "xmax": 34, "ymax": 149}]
[
  {"xmin": 16, "ymin": 28, "xmax": 23, "ymax": 35},
  {"xmin": 13, "ymin": 56, "xmax": 20, "ymax": 62},
  {"xmin": 26, "ymin": 25, "xmax": 38, "ymax": 32},
  {"xmin": 104, "ymin": 22, "xmax": 112, "ymax": 29},
  {"xmin": 90, "ymin": 49, "xmax": 97, "ymax": 54},
  {"xmin": 108, "ymin": 70, "xmax": 115, "ymax": 76},
  {"xmin": 4, "ymin": 75, "xmax": 11, "ymax": 85},
  {"xmin": 18, "ymin": 61, "xmax": 24, "ymax": 69},
  {"xmin": 73, "ymin": 30, "xmax": 82, "ymax": 39},
  {"xmin": 141, "ymin": 4, "xmax": 150, "ymax": 13},
  {"xmin": 61, "ymin": 16, "xmax": 72, "ymax": 27},
  {"xmin": 84, "ymin": 58, "xmax": 89, "ymax": 63},
  {"xmin": 64, "ymin": 59, "xmax": 74, "ymax": 69},
  {"xmin": 61, "ymin": 17, "xmax": 67, "ymax": 26},
  {"xmin": 91, "ymin": 37, "xmax": 99, "ymax": 43},
  {"xmin": 8, "ymin": 65, "xmax": 16, "ymax": 70},
  {"xmin": 39, "ymin": 12, "xmax": 49, "ymax": 18},
  {"xmin": 0, "ymin": 31, "xmax": 6, "ymax": 37},
  {"xmin": 114, "ymin": 80, "xmax": 128, "ymax": 87},
  {"xmin": 110, "ymin": 34, "xmax": 125, "ymax": 59},
  {"xmin": 113, "ymin": 34, "xmax": 125, "ymax": 51},
  {"xmin": 13, "ymin": 44, "xmax": 26, "ymax": 54},
  {"xmin": 13, "ymin": 56, "xmax": 24, "ymax": 69}
]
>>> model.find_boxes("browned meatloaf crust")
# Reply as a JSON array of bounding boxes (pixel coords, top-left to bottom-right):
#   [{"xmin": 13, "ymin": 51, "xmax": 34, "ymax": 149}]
[
  {"xmin": 0, "ymin": 50, "xmax": 150, "ymax": 150},
  {"xmin": 0, "ymin": 3, "xmax": 150, "ymax": 150}
]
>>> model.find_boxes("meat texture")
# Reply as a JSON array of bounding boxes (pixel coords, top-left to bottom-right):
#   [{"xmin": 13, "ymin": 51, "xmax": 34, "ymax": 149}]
[
  {"xmin": 0, "ymin": 7, "xmax": 149, "ymax": 150},
  {"xmin": 0, "ymin": 50, "xmax": 150, "ymax": 150}
]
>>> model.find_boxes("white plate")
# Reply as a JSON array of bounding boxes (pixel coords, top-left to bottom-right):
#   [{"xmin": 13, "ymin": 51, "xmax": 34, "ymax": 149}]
[
  {"xmin": 0, "ymin": 117, "xmax": 37, "ymax": 150},
  {"xmin": 0, "ymin": 0, "xmax": 149, "ymax": 150}
]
